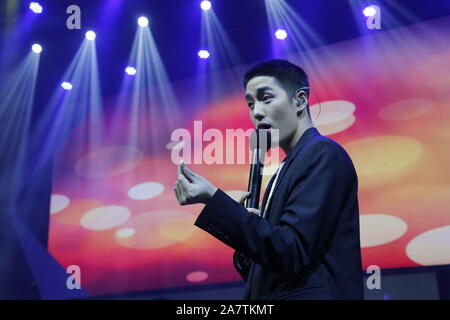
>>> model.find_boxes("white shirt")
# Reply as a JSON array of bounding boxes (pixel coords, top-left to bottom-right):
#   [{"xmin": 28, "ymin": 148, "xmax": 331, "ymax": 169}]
[{"xmin": 262, "ymin": 161, "xmax": 285, "ymax": 218}]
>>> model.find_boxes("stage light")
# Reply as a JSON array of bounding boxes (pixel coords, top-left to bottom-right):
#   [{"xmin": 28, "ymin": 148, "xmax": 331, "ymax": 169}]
[
  {"xmin": 275, "ymin": 29, "xmax": 288, "ymax": 40},
  {"xmin": 138, "ymin": 16, "xmax": 149, "ymax": 27},
  {"xmin": 61, "ymin": 82, "xmax": 73, "ymax": 91},
  {"xmin": 198, "ymin": 50, "xmax": 210, "ymax": 59},
  {"xmin": 85, "ymin": 31, "xmax": 96, "ymax": 41},
  {"xmin": 125, "ymin": 66, "xmax": 137, "ymax": 76},
  {"xmin": 29, "ymin": 2, "xmax": 43, "ymax": 14},
  {"xmin": 31, "ymin": 44, "xmax": 42, "ymax": 53},
  {"xmin": 201, "ymin": 1, "xmax": 212, "ymax": 11},
  {"xmin": 363, "ymin": 6, "xmax": 377, "ymax": 17}
]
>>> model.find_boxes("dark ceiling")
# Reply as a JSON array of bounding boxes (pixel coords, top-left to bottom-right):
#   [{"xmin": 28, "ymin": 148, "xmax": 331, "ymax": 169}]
[{"xmin": 1, "ymin": 0, "xmax": 450, "ymax": 110}]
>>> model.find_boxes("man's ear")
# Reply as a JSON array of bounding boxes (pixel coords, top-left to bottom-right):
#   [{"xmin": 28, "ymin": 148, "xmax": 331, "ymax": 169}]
[{"xmin": 294, "ymin": 89, "xmax": 308, "ymax": 116}]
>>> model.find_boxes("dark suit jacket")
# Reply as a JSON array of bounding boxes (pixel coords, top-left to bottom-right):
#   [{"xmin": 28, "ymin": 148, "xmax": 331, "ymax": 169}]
[{"xmin": 194, "ymin": 127, "xmax": 364, "ymax": 300}]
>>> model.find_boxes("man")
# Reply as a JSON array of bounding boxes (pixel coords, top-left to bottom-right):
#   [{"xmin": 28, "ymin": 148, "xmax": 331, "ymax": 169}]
[{"xmin": 174, "ymin": 59, "xmax": 364, "ymax": 300}]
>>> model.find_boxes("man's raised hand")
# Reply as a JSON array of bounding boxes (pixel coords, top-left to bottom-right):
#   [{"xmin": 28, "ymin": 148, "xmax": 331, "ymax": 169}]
[{"xmin": 174, "ymin": 160, "xmax": 218, "ymax": 205}]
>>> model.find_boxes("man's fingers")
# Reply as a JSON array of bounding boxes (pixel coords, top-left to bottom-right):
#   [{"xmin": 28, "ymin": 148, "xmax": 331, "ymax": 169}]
[
  {"xmin": 178, "ymin": 172, "xmax": 190, "ymax": 189},
  {"xmin": 175, "ymin": 181, "xmax": 186, "ymax": 205},
  {"xmin": 174, "ymin": 182, "xmax": 185, "ymax": 205},
  {"xmin": 180, "ymin": 181, "xmax": 189, "ymax": 204},
  {"xmin": 178, "ymin": 162, "xmax": 192, "ymax": 186},
  {"xmin": 180, "ymin": 161, "xmax": 197, "ymax": 182},
  {"xmin": 176, "ymin": 161, "xmax": 196, "ymax": 205},
  {"xmin": 238, "ymin": 192, "xmax": 251, "ymax": 205},
  {"xmin": 247, "ymin": 208, "xmax": 261, "ymax": 216}
]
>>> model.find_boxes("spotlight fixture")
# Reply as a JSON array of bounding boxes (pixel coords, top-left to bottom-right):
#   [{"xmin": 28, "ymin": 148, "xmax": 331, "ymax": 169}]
[
  {"xmin": 29, "ymin": 2, "xmax": 43, "ymax": 14},
  {"xmin": 61, "ymin": 82, "xmax": 73, "ymax": 91},
  {"xmin": 198, "ymin": 50, "xmax": 210, "ymax": 59},
  {"xmin": 31, "ymin": 43, "xmax": 42, "ymax": 53},
  {"xmin": 85, "ymin": 31, "xmax": 96, "ymax": 41},
  {"xmin": 275, "ymin": 29, "xmax": 288, "ymax": 40},
  {"xmin": 125, "ymin": 67, "xmax": 137, "ymax": 76},
  {"xmin": 363, "ymin": 6, "xmax": 377, "ymax": 17},
  {"xmin": 138, "ymin": 16, "xmax": 149, "ymax": 27},
  {"xmin": 200, "ymin": 1, "xmax": 212, "ymax": 11}
]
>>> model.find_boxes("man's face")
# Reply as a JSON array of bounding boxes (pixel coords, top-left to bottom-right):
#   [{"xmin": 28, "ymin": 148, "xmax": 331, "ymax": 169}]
[{"xmin": 245, "ymin": 76, "xmax": 299, "ymax": 147}]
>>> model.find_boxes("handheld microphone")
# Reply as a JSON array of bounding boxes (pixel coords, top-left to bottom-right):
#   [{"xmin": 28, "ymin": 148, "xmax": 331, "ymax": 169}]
[
  {"xmin": 245, "ymin": 128, "xmax": 271, "ymax": 209},
  {"xmin": 234, "ymin": 129, "xmax": 272, "ymax": 274}
]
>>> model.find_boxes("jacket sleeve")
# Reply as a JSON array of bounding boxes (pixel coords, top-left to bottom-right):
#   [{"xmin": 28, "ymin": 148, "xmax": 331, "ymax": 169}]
[{"xmin": 194, "ymin": 141, "xmax": 354, "ymax": 278}]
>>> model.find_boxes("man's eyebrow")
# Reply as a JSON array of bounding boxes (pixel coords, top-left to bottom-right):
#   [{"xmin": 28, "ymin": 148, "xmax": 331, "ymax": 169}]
[{"xmin": 245, "ymin": 86, "xmax": 274, "ymax": 100}]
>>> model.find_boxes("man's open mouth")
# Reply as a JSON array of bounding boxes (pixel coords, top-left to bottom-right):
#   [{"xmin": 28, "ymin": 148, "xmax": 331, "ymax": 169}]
[{"xmin": 257, "ymin": 122, "xmax": 272, "ymax": 129}]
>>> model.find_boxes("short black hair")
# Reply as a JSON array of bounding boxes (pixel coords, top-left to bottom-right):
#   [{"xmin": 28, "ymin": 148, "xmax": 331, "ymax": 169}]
[{"xmin": 243, "ymin": 59, "xmax": 310, "ymax": 99}]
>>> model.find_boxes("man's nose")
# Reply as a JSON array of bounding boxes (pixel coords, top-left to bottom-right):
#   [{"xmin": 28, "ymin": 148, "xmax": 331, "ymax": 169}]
[{"xmin": 253, "ymin": 102, "xmax": 265, "ymax": 121}]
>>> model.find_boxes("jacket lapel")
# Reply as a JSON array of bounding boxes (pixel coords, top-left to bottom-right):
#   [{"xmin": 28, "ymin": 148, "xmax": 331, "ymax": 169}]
[{"xmin": 264, "ymin": 127, "xmax": 320, "ymax": 219}]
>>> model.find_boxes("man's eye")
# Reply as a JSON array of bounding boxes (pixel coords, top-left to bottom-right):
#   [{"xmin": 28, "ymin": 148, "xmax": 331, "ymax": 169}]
[{"xmin": 262, "ymin": 95, "xmax": 272, "ymax": 102}]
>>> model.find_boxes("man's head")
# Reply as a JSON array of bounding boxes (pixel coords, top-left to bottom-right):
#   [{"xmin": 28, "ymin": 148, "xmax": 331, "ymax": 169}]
[{"xmin": 243, "ymin": 59, "xmax": 311, "ymax": 149}]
